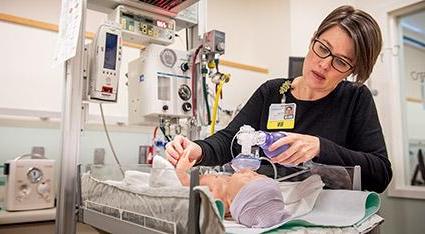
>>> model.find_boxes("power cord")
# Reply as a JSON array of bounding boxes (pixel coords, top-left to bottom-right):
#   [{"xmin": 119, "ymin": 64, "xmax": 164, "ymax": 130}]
[{"xmin": 99, "ymin": 103, "xmax": 124, "ymax": 177}]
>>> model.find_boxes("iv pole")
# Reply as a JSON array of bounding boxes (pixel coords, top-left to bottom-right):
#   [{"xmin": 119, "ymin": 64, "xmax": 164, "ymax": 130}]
[
  {"xmin": 55, "ymin": 0, "xmax": 87, "ymax": 233},
  {"xmin": 54, "ymin": 1, "xmax": 203, "ymax": 233}
]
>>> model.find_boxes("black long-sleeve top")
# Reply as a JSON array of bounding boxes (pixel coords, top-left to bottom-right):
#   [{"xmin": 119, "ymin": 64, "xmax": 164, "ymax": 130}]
[{"xmin": 194, "ymin": 78, "xmax": 392, "ymax": 193}]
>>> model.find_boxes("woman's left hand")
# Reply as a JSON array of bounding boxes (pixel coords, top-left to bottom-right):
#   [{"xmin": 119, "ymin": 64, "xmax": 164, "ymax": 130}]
[{"xmin": 269, "ymin": 132, "xmax": 320, "ymax": 165}]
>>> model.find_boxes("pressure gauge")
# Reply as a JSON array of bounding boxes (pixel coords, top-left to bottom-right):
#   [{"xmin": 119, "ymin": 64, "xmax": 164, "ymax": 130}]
[
  {"xmin": 160, "ymin": 49, "xmax": 177, "ymax": 68},
  {"xmin": 27, "ymin": 167, "xmax": 43, "ymax": 183},
  {"xmin": 178, "ymin": 84, "xmax": 191, "ymax": 101}
]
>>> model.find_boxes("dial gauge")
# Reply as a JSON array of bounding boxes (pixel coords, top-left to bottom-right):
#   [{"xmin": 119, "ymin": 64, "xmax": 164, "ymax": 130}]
[
  {"xmin": 27, "ymin": 167, "xmax": 43, "ymax": 183},
  {"xmin": 160, "ymin": 49, "xmax": 177, "ymax": 68},
  {"xmin": 178, "ymin": 84, "xmax": 192, "ymax": 101}
]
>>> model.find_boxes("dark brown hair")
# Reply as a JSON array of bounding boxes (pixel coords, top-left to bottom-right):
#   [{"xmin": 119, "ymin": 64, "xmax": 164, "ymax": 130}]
[{"xmin": 313, "ymin": 5, "xmax": 382, "ymax": 83}]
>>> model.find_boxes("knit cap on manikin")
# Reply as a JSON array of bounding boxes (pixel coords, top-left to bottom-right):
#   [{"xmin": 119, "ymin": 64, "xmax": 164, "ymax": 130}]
[{"xmin": 229, "ymin": 177, "xmax": 289, "ymax": 228}]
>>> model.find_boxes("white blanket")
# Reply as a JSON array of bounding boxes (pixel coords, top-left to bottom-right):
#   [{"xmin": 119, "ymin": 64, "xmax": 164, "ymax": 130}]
[
  {"xmin": 103, "ymin": 156, "xmax": 182, "ymax": 190},
  {"xmin": 225, "ymin": 189, "xmax": 381, "ymax": 234},
  {"xmin": 295, "ymin": 190, "xmax": 377, "ymax": 226},
  {"xmin": 84, "ymin": 156, "xmax": 224, "ymax": 234}
]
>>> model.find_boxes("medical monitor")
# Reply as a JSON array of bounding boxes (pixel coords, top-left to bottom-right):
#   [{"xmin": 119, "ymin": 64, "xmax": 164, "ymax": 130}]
[{"xmin": 104, "ymin": 32, "xmax": 118, "ymax": 70}]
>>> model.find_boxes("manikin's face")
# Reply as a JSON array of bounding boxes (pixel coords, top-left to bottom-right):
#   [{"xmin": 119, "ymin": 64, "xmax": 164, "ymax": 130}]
[
  {"xmin": 200, "ymin": 169, "xmax": 265, "ymax": 212},
  {"xmin": 200, "ymin": 174, "xmax": 229, "ymax": 203},
  {"xmin": 302, "ymin": 26, "xmax": 356, "ymax": 92},
  {"xmin": 227, "ymin": 169, "xmax": 266, "ymax": 202}
]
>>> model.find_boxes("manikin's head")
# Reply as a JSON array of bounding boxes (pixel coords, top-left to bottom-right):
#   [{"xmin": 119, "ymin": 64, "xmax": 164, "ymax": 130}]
[
  {"xmin": 176, "ymin": 154, "xmax": 288, "ymax": 228},
  {"xmin": 198, "ymin": 169, "xmax": 288, "ymax": 228},
  {"xmin": 228, "ymin": 171, "xmax": 289, "ymax": 228}
]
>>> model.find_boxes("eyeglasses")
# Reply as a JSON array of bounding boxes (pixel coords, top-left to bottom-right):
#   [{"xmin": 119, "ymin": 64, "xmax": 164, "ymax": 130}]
[{"xmin": 311, "ymin": 39, "xmax": 354, "ymax": 73}]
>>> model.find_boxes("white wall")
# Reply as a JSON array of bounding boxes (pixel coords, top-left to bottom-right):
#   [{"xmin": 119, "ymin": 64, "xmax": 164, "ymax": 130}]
[
  {"xmin": 206, "ymin": 0, "xmax": 290, "ymax": 109},
  {"xmin": 0, "ymin": 21, "xmax": 64, "ymax": 112},
  {"xmin": 0, "ymin": 0, "xmax": 61, "ymax": 24},
  {"xmin": 289, "ymin": 0, "xmax": 354, "ymax": 56}
]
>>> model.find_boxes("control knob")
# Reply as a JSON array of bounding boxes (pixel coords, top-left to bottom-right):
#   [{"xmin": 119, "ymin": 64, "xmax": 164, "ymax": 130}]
[
  {"xmin": 216, "ymin": 42, "xmax": 225, "ymax": 52},
  {"xmin": 181, "ymin": 63, "xmax": 189, "ymax": 72},
  {"xmin": 182, "ymin": 102, "xmax": 192, "ymax": 112}
]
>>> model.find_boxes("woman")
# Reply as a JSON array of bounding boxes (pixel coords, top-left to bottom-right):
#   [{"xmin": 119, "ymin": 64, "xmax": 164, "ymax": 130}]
[{"xmin": 166, "ymin": 5, "xmax": 392, "ymax": 193}]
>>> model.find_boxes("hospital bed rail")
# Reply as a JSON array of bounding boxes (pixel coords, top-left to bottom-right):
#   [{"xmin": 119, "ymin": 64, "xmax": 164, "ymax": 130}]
[{"xmin": 76, "ymin": 164, "xmax": 203, "ymax": 234}]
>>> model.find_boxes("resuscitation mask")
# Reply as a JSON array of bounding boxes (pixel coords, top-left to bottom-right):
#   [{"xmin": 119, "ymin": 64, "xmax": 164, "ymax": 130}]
[
  {"xmin": 228, "ymin": 125, "xmax": 359, "ymax": 189},
  {"xmin": 229, "ymin": 125, "xmax": 292, "ymax": 179}
]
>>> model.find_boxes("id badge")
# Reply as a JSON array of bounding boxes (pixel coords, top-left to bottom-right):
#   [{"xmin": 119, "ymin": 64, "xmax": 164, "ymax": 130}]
[{"xmin": 267, "ymin": 103, "xmax": 296, "ymax": 129}]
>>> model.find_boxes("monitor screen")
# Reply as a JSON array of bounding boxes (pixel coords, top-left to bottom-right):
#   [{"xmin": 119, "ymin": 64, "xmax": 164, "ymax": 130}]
[
  {"xmin": 104, "ymin": 33, "xmax": 118, "ymax": 70},
  {"xmin": 288, "ymin": 57, "xmax": 304, "ymax": 78}
]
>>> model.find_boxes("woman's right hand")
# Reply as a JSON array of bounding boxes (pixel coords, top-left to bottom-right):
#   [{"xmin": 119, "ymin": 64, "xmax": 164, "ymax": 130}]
[{"xmin": 165, "ymin": 135, "xmax": 203, "ymax": 166}]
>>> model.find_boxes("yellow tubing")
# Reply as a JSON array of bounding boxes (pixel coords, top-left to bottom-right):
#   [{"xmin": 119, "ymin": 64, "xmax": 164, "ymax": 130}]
[{"xmin": 210, "ymin": 80, "xmax": 225, "ymax": 135}]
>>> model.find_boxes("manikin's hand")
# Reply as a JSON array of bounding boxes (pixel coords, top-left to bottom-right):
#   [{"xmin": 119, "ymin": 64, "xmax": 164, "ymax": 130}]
[
  {"xmin": 165, "ymin": 135, "xmax": 202, "ymax": 166},
  {"xmin": 175, "ymin": 151, "xmax": 197, "ymax": 186},
  {"xmin": 269, "ymin": 132, "xmax": 320, "ymax": 165},
  {"xmin": 175, "ymin": 151, "xmax": 197, "ymax": 172}
]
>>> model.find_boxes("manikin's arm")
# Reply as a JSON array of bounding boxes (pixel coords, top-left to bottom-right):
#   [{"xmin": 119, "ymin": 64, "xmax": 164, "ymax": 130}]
[
  {"xmin": 175, "ymin": 152, "xmax": 225, "ymax": 187},
  {"xmin": 175, "ymin": 153, "xmax": 196, "ymax": 186}
]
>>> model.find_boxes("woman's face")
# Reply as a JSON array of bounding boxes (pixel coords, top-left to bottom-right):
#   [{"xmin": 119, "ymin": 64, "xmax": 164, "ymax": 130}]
[{"xmin": 302, "ymin": 25, "xmax": 355, "ymax": 92}]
